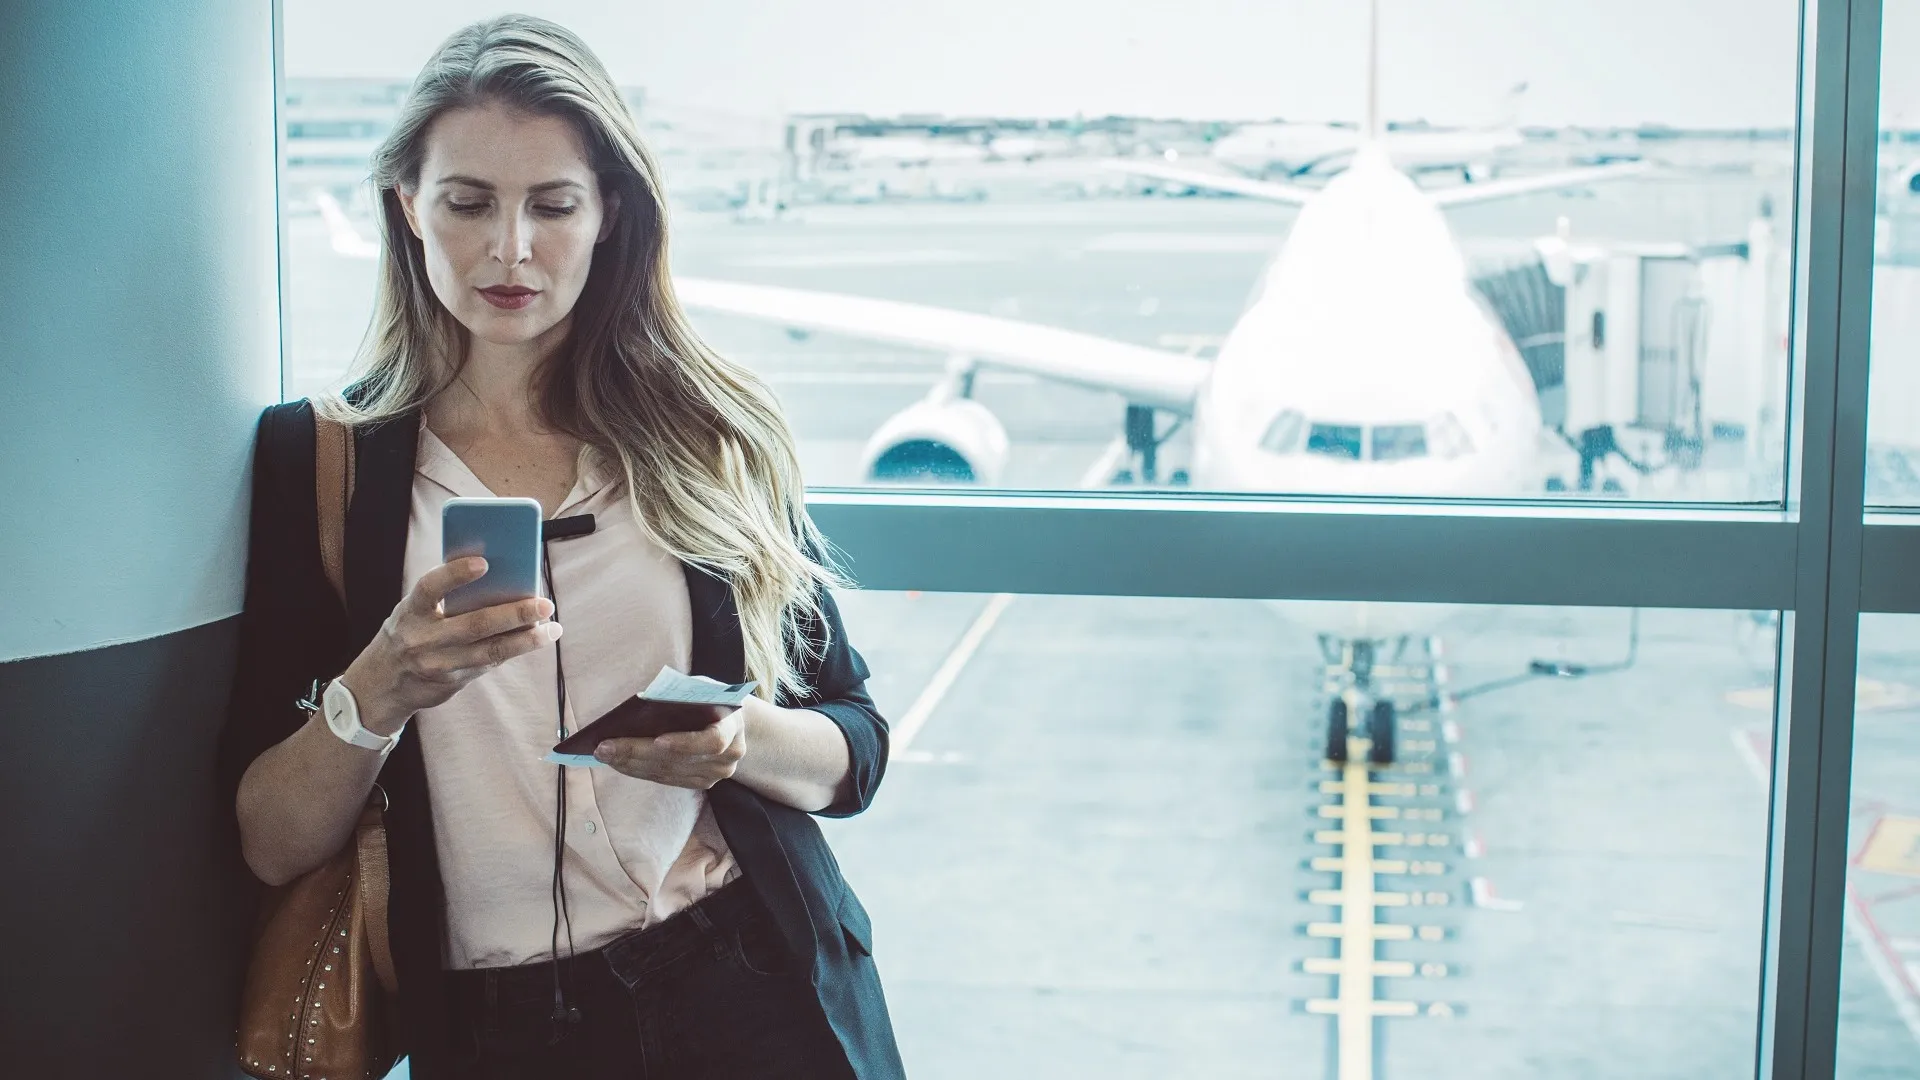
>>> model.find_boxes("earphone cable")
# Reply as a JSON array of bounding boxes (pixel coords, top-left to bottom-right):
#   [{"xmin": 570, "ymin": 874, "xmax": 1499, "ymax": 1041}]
[{"xmin": 542, "ymin": 545, "xmax": 580, "ymax": 1029}]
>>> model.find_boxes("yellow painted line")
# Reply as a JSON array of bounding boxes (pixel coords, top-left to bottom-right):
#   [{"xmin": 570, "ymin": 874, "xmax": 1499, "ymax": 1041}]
[
  {"xmin": 1859, "ymin": 815, "xmax": 1920, "ymax": 877},
  {"xmin": 1333, "ymin": 721, "xmax": 1379, "ymax": 1080},
  {"xmin": 888, "ymin": 592, "xmax": 1014, "ymax": 757}
]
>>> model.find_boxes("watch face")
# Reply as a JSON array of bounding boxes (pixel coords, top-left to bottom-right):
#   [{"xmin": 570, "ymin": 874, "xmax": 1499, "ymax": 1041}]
[{"xmin": 323, "ymin": 680, "xmax": 361, "ymax": 732}]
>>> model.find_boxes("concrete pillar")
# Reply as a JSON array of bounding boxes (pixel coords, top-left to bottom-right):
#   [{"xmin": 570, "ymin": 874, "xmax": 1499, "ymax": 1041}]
[{"xmin": 0, "ymin": 0, "xmax": 280, "ymax": 1075}]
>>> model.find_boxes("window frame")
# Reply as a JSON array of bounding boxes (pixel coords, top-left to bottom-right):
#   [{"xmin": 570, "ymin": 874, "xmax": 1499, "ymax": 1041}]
[
  {"xmin": 268, "ymin": 2, "xmax": 1894, "ymax": 1075},
  {"xmin": 796, "ymin": 4, "xmax": 1889, "ymax": 1076}
]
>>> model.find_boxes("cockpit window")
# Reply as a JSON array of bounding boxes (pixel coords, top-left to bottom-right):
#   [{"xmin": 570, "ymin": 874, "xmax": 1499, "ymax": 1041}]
[
  {"xmin": 1258, "ymin": 409, "xmax": 1306, "ymax": 454},
  {"xmin": 1259, "ymin": 413, "xmax": 1470, "ymax": 462},
  {"xmin": 1306, "ymin": 423, "xmax": 1363, "ymax": 460},
  {"xmin": 1429, "ymin": 411, "xmax": 1475, "ymax": 458},
  {"xmin": 1370, "ymin": 424, "xmax": 1428, "ymax": 461}
]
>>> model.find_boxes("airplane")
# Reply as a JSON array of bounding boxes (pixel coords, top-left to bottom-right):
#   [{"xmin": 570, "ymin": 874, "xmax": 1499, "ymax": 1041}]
[
  {"xmin": 305, "ymin": 0, "xmax": 1656, "ymax": 765},
  {"xmin": 1208, "ymin": 83, "xmax": 1532, "ymax": 183},
  {"xmin": 314, "ymin": 189, "xmax": 378, "ymax": 259}
]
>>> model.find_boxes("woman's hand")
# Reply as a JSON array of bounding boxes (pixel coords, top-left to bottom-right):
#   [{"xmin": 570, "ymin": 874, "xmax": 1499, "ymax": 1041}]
[
  {"xmin": 339, "ymin": 557, "xmax": 561, "ymax": 735},
  {"xmin": 592, "ymin": 704, "xmax": 746, "ymax": 789}
]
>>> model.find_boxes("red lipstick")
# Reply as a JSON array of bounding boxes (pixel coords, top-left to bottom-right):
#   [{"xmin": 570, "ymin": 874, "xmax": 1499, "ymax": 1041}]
[{"xmin": 478, "ymin": 285, "xmax": 538, "ymax": 310}]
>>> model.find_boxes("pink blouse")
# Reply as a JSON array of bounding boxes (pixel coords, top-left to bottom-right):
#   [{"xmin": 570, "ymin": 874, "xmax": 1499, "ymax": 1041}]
[{"xmin": 402, "ymin": 421, "xmax": 738, "ymax": 971}]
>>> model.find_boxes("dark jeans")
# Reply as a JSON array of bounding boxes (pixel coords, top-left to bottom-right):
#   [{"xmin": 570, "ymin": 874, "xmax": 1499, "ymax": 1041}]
[{"xmin": 443, "ymin": 879, "xmax": 856, "ymax": 1080}]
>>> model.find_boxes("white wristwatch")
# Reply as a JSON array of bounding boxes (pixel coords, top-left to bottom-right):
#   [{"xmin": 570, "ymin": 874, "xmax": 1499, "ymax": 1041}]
[{"xmin": 315, "ymin": 678, "xmax": 401, "ymax": 754}]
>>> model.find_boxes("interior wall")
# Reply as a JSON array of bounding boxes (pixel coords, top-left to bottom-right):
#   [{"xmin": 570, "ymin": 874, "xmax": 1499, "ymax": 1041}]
[
  {"xmin": 0, "ymin": 0, "xmax": 281, "ymax": 663},
  {"xmin": 0, "ymin": 0, "xmax": 280, "ymax": 1075}
]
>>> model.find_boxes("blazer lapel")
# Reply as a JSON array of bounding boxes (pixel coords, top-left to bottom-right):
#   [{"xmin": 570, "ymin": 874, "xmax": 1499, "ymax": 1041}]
[{"xmin": 683, "ymin": 562, "xmax": 820, "ymax": 960}]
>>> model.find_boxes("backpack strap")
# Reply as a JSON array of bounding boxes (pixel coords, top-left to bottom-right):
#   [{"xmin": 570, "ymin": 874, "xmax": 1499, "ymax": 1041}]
[
  {"xmin": 309, "ymin": 401, "xmax": 395, "ymax": 993},
  {"xmin": 310, "ymin": 400, "xmax": 355, "ymax": 606}
]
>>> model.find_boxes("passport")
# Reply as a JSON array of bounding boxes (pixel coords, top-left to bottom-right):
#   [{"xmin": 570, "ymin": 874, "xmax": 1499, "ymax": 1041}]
[{"xmin": 545, "ymin": 667, "xmax": 758, "ymax": 768}]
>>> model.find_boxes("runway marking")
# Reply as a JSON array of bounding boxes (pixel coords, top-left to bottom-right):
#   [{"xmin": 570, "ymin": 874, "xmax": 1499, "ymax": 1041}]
[
  {"xmin": 1308, "ymin": 700, "xmax": 1461, "ymax": 1080},
  {"xmin": 1470, "ymin": 877, "xmax": 1524, "ymax": 913},
  {"xmin": 1323, "ymin": 722, "xmax": 1390, "ymax": 1080},
  {"xmin": 1726, "ymin": 725, "xmax": 1920, "ymax": 1047},
  {"xmin": 883, "ymin": 444, "xmax": 1116, "ymax": 761},
  {"xmin": 1078, "ymin": 437, "xmax": 1130, "ymax": 488},
  {"xmin": 888, "ymin": 593, "xmax": 1015, "ymax": 758},
  {"xmin": 1846, "ymin": 881, "xmax": 1920, "ymax": 1045},
  {"xmin": 1724, "ymin": 678, "xmax": 1920, "ymax": 713},
  {"xmin": 1856, "ymin": 816, "xmax": 1920, "ymax": 877}
]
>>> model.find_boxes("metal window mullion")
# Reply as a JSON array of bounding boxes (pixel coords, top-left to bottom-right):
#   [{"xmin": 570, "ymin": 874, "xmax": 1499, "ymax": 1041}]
[
  {"xmin": 810, "ymin": 496, "xmax": 1798, "ymax": 609},
  {"xmin": 1765, "ymin": 0, "xmax": 1879, "ymax": 1077}
]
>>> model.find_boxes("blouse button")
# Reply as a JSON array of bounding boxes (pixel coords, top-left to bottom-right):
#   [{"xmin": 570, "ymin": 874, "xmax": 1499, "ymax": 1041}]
[{"xmin": 584, "ymin": 820, "xmax": 598, "ymax": 834}]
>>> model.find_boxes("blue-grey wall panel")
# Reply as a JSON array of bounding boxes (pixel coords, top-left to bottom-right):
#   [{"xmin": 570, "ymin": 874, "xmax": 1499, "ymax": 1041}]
[
  {"xmin": 0, "ymin": 0, "xmax": 281, "ymax": 661},
  {"xmin": 0, "ymin": 618, "xmax": 253, "ymax": 1078}
]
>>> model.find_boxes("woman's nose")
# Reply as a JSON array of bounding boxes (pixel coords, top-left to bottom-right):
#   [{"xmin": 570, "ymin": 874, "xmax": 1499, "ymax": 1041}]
[{"xmin": 491, "ymin": 209, "xmax": 533, "ymax": 267}]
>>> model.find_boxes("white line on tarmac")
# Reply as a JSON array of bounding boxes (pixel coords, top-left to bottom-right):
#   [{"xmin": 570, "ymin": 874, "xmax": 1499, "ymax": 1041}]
[
  {"xmin": 889, "ymin": 593, "xmax": 1015, "ymax": 758},
  {"xmin": 885, "ymin": 441, "xmax": 1121, "ymax": 761},
  {"xmin": 1847, "ymin": 886, "xmax": 1920, "ymax": 1046},
  {"xmin": 1725, "ymin": 725, "xmax": 1920, "ymax": 1048},
  {"xmin": 1079, "ymin": 437, "xmax": 1130, "ymax": 488}
]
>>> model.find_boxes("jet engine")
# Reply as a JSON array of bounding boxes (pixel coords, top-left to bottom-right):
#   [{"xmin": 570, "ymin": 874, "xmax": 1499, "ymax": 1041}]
[{"xmin": 859, "ymin": 369, "xmax": 1009, "ymax": 484}]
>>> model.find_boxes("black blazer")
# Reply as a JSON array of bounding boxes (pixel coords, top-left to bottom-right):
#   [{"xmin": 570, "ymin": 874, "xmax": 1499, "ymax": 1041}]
[{"xmin": 217, "ymin": 400, "xmax": 905, "ymax": 1080}]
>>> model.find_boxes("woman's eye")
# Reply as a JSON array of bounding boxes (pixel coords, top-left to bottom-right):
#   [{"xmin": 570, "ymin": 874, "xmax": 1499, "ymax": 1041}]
[
  {"xmin": 447, "ymin": 200, "xmax": 488, "ymax": 216},
  {"xmin": 535, "ymin": 204, "xmax": 577, "ymax": 218}
]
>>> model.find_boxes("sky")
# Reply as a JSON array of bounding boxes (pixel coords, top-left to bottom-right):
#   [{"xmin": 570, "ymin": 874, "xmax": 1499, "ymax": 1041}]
[{"xmin": 284, "ymin": 0, "xmax": 1920, "ymax": 130}]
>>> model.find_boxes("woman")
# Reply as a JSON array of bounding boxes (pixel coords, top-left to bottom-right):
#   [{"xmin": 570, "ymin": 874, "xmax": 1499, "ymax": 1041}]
[{"xmin": 217, "ymin": 14, "xmax": 903, "ymax": 1079}]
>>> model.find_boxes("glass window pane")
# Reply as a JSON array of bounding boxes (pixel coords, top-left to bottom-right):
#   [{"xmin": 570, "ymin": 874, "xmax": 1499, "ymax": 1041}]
[
  {"xmin": 1308, "ymin": 423, "xmax": 1366, "ymax": 461},
  {"xmin": 1870, "ymin": 2, "xmax": 1920, "ymax": 506},
  {"xmin": 822, "ymin": 593, "xmax": 1778, "ymax": 1076},
  {"xmin": 1835, "ymin": 614, "xmax": 1920, "ymax": 1077},
  {"xmin": 279, "ymin": 3, "xmax": 1797, "ymax": 505}
]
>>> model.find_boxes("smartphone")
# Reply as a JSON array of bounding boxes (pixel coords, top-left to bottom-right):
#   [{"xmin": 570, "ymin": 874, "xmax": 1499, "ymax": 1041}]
[{"xmin": 441, "ymin": 497, "xmax": 543, "ymax": 617}]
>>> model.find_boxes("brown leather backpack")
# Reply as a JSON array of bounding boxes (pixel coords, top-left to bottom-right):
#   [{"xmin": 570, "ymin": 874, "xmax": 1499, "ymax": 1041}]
[{"xmin": 235, "ymin": 405, "xmax": 400, "ymax": 1080}]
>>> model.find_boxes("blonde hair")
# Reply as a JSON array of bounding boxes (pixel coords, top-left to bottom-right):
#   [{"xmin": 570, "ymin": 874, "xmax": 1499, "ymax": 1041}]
[{"xmin": 318, "ymin": 13, "xmax": 840, "ymax": 700}]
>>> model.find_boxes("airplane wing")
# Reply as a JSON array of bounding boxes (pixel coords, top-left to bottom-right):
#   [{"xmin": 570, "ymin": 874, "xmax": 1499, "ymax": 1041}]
[
  {"xmin": 314, "ymin": 190, "xmax": 380, "ymax": 259},
  {"xmin": 1105, "ymin": 158, "xmax": 1650, "ymax": 212},
  {"xmin": 675, "ymin": 278, "xmax": 1208, "ymax": 414},
  {"xmin": 1099, "ymin": 160, "xmax": 1320, "ymax": 207},
  {"xmin": 1425, "ymin": 161, "xmax": 1651, "ymax": 209}
]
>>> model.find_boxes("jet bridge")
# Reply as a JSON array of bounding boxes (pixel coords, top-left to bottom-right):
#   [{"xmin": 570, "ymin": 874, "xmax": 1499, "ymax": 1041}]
[{"xmin": 1473, "ymin": 214, "xmax": 1787, "ymax": 493}]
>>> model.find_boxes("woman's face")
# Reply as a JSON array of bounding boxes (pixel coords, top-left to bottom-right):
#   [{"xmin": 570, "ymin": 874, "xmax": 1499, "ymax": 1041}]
[{"xmin": 398, "ymin": 102, "xmax": 619, "ymax": 352}]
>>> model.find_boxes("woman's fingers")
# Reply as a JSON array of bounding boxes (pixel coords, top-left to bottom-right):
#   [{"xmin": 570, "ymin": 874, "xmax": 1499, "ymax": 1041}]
[
  {"xmin": 652, "ymin": 724, "xmax": 734, "ymax": 758},
  {"xmin": 437, "ymin": 595, "xmax": 554, "ymax": 645},
  {"xmin": 595, "ymin": 712, "xmax": 744, "ymax": 788},
  {"xmin": 409, "ymin": 556, "xmax": 489, "ymax": 616},
  {"xmin": 430, "ymin": 622, "xmax": 559, "ymax": 676}
]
